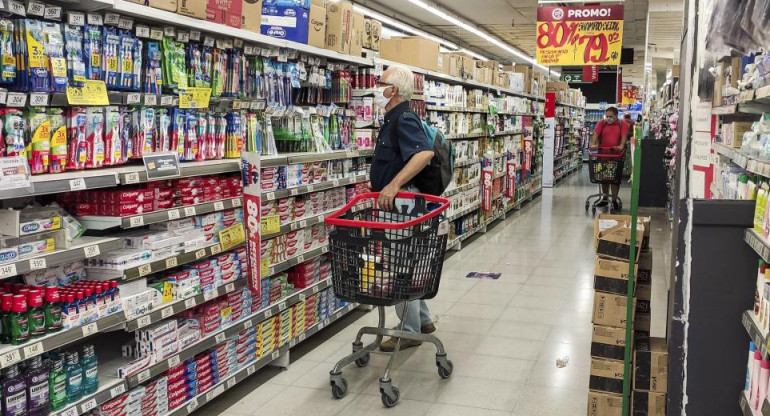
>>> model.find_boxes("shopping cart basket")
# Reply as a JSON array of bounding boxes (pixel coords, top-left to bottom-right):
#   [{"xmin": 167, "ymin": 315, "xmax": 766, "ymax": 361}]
[
  {"xmin": 324, "ymin": 191, "xmax": 453, "ymax": 408},
  {"xmin": 585, "ymin": 147, "xmax": 626, "ymax": 216}
]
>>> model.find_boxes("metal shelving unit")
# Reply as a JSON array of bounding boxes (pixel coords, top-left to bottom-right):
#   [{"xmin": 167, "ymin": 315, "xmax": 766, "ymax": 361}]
[{"xmin": 0, "ymin": 236, "xmax": 123, "ymax": 279}]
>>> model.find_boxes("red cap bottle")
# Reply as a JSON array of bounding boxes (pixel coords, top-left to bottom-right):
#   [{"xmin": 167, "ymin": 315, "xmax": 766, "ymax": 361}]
[
  {"xmin": 44, "ymin": 287, "xmax": 60, "ymax": 304},
  {"xmin": 27, "ymin": 290, "xmax": 43, "ymax": 308},
  {"xmin": 1, "ymin": 294, "xmax": 13, "ymax": 312},
  {"xmin": 11, "ymin": 295, "xmax": 27, "ymax": 313}
]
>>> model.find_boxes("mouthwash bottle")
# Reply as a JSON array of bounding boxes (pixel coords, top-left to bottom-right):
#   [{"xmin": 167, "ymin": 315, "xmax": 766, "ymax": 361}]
[
  {"xmin": 64, "ymin": 351, "xmax": 82, "ymax": 402},
  {"xmin": 48, "ymin": 357, "xmax": 66, "ymax": 411},
  {"xmin": 0, "ymin": 294, "xmax": 13, "ymax": 343},
  {"xmin": 1, "ymin": 364, "xmax": 27, "ymax": 416},
  {"xmin": 10, "ymin": 294, "xmax": 29, "ymax": 345},
  {"xmin": 27, "ymin": 290, "xmax": 46, "ymax": 339},
  {"xmin": 26, "ymin": 356, "xmax": 50, "ymax": 416},
  {"xmin": 81, "ymin": 345, "xmax": 98, "ymax": 395},
  {"xmin": 44, "ymin": 287, "xmax": 62, "ymax": 333}
]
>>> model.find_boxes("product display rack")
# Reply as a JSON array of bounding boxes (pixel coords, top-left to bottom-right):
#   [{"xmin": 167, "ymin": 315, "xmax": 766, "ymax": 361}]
[{"xmin": 0, "ymin": 236, "xmax": 123, "ymax": 279}]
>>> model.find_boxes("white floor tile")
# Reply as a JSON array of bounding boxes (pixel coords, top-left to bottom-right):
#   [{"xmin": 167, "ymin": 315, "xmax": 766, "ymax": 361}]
[{"xmin": 435, "ymin": 376, "xmax": 522, "ymax": 411}]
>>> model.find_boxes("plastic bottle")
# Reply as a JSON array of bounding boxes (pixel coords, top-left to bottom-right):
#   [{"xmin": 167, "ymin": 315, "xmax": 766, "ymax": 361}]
[
  {"xmin": 108, "ymin": 281, "xmax": 120, "ymax": 314},
  {"xmin": 9, "ymin": 295, "xmax": 29, "ymax": 345},
  {"xmin": 44, "ymin": 287, "xmax": 62, "ymax": 333},
  {"xmin": 749, "ymin": 342, "xmax": 758, "ymax": 392},
  {"xmin": 0, "ymin": 294, "xmax": 13, "ymax": 343},
  {"xmin": 48, "ymin": 356, "xmax": 66, "ymax": 411},
  {"xmin": 2, "ymin": 364, "xmax": 27, "ymax": 416},
  {"xmin": 758, "ymin": 261, "xmax": 766, "ymax": 317},
  {"xmin": 81, "ymin": 345, "xmax": 98, "ymax": 395},
  {"xmin": 64, "ymin": 351, "xmax": 82, "ymax": 402},
  {"xmin": 26, "ymin": 356, "xmax": 50, "ymax": 416},
  {"xmin": 27, "ymin": 290, "xmax": 46, "ymax": 339},
  {"xmin": 61, "ymin": 293, "xmax": 79, "ymax": 330}
]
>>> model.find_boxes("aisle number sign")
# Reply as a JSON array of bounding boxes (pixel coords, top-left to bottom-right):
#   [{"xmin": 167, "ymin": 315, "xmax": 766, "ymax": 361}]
[{"xmin": 536, "ymin": 5, "xmax": 624, "ymax": 66}]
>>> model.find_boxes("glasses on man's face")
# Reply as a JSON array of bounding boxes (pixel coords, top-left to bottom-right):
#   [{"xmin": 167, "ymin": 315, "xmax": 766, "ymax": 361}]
[{"xmin": 376, "ymin": 82, "xmax": 394, "ymax": 89}]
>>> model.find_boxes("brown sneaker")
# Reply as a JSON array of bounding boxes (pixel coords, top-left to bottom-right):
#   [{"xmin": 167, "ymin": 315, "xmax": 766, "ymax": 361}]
[
  {"xmin": 379, "ymin": 337, "xmax": 423, "ymax": 352},
  {"xmin": 421, "ymin": 323, "xmax": 436, "ymax": 334}
]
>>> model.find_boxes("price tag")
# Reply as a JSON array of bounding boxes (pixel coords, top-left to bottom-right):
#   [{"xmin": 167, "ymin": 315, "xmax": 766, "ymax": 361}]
[
  {"xmin": 0, "ymin": 264, "xmax": 16, "ymax": 278},
  {"xmin": 7, "ymin": 0, "xmax": 25, "ymax": 15},
  {"xmin": 306, "ymin": 184, "xmax": 314, "ymax": 192},
  {"xmin": 247, "ymin": 365, "xmax": 255, "ymax": 376},
  {"xmin": 149, "ymin": 28, "xmax": 163, "ymax": 40},
  {"xmin": 204, "ymin": 291, "xmax": 216, "ymax": 301},
  {"xmin": 243, "ymin": 319, "xmax": 252, "ymax": 329},
  {"xmin": 137, "ymin": 369, "xmax": 151, "ymax": 383},
  {"xmin": 165, "ymin": 257, "xmax": 178, "ymax": 269},
  {"xmin": 204, "ymin": 36, "xmax": 215, "ymax": 47},
  {"xmin": 43, "ymin": 5, "xmax": 61, "ymax": 20},
  {"xmin": 0, "ymin": 350, "xmax": 21, "ymax": 367},
  {"xmin": 290, "ymin": 188, "xmax": 299, "ymax": 196},
  {"xmin": 260, "ymin": 259, "xmax": 270, "ymax": 278},
  {"xmin": 184, "ymin": 207, "xmax": 196, "ymax": 217},
  {"xmin": 289, "ymin": 339, "xmax": 296, "ymax": 348},
  {"xmin": 110, "ymin": 384, "xmax": 126, "ymax": 398},
  {"xmin": 186, "ymin": 398, "xmax": 198, "ymax": 413},
  {"xmin": 22, "ymin": 342, "xmax": 43, "ymax": 358},
  {"xmin": 118, "ymin": 17, "xmax": 133, "ymax": 30},
  {"xmin": 81, "ymin": 398, "xmax": 97, "ymax": 412},
  {"xmin": 60, "ymin": 407, "xmax": 77, "ymax": 416},
  {"xmin": 227, "ymin": 378, "xmax": 236, "ymax": 389},
  {"xmin": 67, "ymin": 12, "xmax": 84, "ymax": 26},
  {"xmin": 28, "ymin": 258, "xmax": 45, "ymax": 271},
  {"xmin": 168, "ymin": 209, "xmax": 181, "ymax": 220},
  {"xmin": 178, "ymin": 87, "xmax": 212, "ymax": 109},
  {"xmin": 26, "ymin": 1, "xmax": 43, "ymax": 16},
  {"xmin": 69, "ymin": 178, "xmax": 87, "ymax": 191},
  {"xmin": 161, "ymin": 306, "xmax": 174, "ymax": 319},
  {"xmin": 160, "ymin": 95, "xmax": 174, "ymax": 106},
  {"xmin": 271, "ymin": 351, "xmax": 280, "ymax": 360},
  {"xmin": 225, "ymin": 283, "xmax": 235, "ymax": 293},
  {"xmin": 244, "ymin": 45, "xmax": 255, "ymax": 55},
  {"xmin": 264, "ymin": 308, "xmax": 272, "ymax": 319},
  {"xmin": 137, "ymin": 263, "xmax": 152, "ymax": 277},
  {"xmin": 144, "ymin": 94, "xmax": 157, "ymax": 106},
  {"xmin": 136, "ymin": 315, "xmax": 152, "ymax": 329},
  {"xmin": 296, "ymin": 255, "xmax": 304, "ymax": 263},
  {"xmin": 298, "ymin": 294, "xmax": 306, "ymax": 302},
  {"xmin": 332, "ymin": 178, "xmax": 340, "ymax": 187},
  {"xmin": 176, "ymin": 31, "xmax": 189, "ymax": 42},
  {"xmin": 135, "ymin": 25, "xmax": 150, "ymax": 38},
  {"xmin": 210, "ymin": 245, "xmax": 222, "ymax": 255},
  {"xmin": 164, "ymin": 26, "xmax": 175, "ymax": 37},
  {"xmin": 335, "ymin": 312, "xmax": 342, "ymax": 320},
  {"xmin": 195, "ymin": 249, "xmax": 206, "ymax": 259},
  {"xmin": 312, "ymin": 286, "xmax": 319, "ymax": 294},
  {"xmin": 219, "ymin": 224, "xmax": 245, "ymax": 251},
  {"xmin": 232, "ymin": 198, "xmax": 242, "ymax": 207},
  {"xmin": 298, "ymin": 333, "xmax": 306, "ymax": 342},
  {"xmin": 29, "ymin": 92, "xmax": 48, "ymax": 106},
  {"xmin": 129, "ymin": 216, "xmax": 144, "ymax": 228},
  {"xmin": 124, "ymin": 171, "xmax": 140, "ymax": 184},
  {"xmin": 213, "ymin": 201, "xmax": 225, "ymax": 211},
  {"xmin": 87, "ymin": 13, "xmax": 103, "ymax": 25},
  {"xmin": 278, "ymin": 302, "xmax": 287, "ymax": 311},
  {"xmin": 261, "ymin": 215, "xmax": 280, "ymax": 235},
  {"xmin": 167, "ymin": 355, "xmax": 180, "ymax": 367},
  {"xmin": 299, "ymin": 220, "xmax": 307, "ymax": 229},
  {"xmin": 190, "ymin": 30, "xmax": 201, "ymax": 41},
  {"xmin": 266, "ymin": 192, "xmax": 275, "ymax": 200},
  {"xmin": 84, "ymin": 245, "xmax": 100, "ymax": 258},
  {"xmin": 318, "ymin": 320, "xmax": 325, "ymax": 330},
  {"xmin": 215, "ymin": 332, "xmax": 226, "ymax": 344},
  {"xmin": 81, "ymin": 322, "xmax": 98, "ymax": 337},
  {"xmin": 104, "ymin": 13, "xmax": 119, "ymax": 25},
  {"xmin": 6, "ymin": 92, "xmax": 26, "ymax": 107},
  {"xmin": 184, "ymin": 298, "xmax": 196, "ymax": 309}
]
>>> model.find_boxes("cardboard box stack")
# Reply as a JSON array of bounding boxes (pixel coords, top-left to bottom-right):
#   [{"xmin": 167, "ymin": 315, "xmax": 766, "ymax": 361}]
[{"xmin": 589, "ymin": 214, "xmax": 666, "ymax": 416}]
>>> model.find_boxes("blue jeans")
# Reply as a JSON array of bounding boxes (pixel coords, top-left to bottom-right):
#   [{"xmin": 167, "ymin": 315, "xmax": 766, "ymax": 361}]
[{"xmin": 395, "ymin": 300, "xmax": 432, "ymax": 333}]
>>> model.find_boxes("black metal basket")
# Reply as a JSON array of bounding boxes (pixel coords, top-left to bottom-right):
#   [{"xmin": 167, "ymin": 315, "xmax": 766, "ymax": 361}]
[{"xmin": 588, "ymin": 149, "xmax": 626, "ymax": 185}]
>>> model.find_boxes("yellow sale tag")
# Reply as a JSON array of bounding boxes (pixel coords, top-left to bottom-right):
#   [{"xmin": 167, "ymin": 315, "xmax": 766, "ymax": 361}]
[
  {"xmin": 218, "ymin": 223, "xmax": 245, "ymax": 251},
  {"xmin": 261, "ymin": 215, "xmax": 280, "ymax": 235},
  {"xmin": 66, "ymin": 80, "xmax": 109, "ymax": 105},
  {"xmin": 260, "ymin": 258, "xmax": 270, "ymax": 278},
  {"xmin": 178, "ymin": 87, "xmax": 212, "ymax": 109}
]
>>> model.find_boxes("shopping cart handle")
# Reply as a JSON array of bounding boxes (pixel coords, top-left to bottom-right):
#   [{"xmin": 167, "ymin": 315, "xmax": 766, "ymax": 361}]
[
  {"xmin": 325, "ymin": 191, "xmax": 450, "ymax": 230},
  {"xmin": 588, "ymin": 147, "xmax": 626, "ymax": 158}
]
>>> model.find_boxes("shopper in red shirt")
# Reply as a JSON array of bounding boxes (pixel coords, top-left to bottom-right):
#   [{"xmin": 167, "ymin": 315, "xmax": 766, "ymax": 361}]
[{"xmin": 590, "ymin": 107, "xmax": 628, "ymax": 208}]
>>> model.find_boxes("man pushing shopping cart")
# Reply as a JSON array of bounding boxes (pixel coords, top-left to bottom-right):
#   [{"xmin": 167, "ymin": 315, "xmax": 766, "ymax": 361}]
[{"xmin": 586, "ymin": 106, "xmax": 629, "ymax": 214}]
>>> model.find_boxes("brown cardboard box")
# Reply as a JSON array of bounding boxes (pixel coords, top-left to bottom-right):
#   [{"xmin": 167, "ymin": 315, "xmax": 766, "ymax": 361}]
[
  {"xmin": 206, "ymin": 0, "xmax": 242, "ymax": 27},
  {"xmin": 241, "ymin": 0, "xmax": 262, "ymax": 33},
  {"xmin": 634, "ymin": 312, "xmax": 651, "ymax": 334},
  {"xmin": 477, "ymin": 59, "xmax": 499, "ymax": 70},
  {"xmin": 587, "ymin": 390, "xmax": 623, "ymax": 416},
  {"xmin": 594, "ymin": 256, "xmax": 638, "ymax": 295},
  {"xmin": 363, "ymin": 18, "xmax": 372, "ymax": 49},
  {"xmin": 349, "ymin": 11, "xmax": 364, "ymax": 57},
  {"xmin": 590, "ymin": 358, "xmax": 625, "ymax": 394},
  {"xmin": 370, "ymin": 20, "xmax": 381, "ymax": 51},
  {"xmin": 177, "ymin": 0, "xmax": 205, "ymax": 18},
  {"xmin": 449, "ymin": 53, "xmax": 475, "ymax": 79},
  {"xmin": 592, "ymin": 292, "xmax": 634, "ymax": 328},
  {"xmin": 380, "ymin": 37, "xmax": 440, "ymax": 72},
  {"xmin": 638, "ymin": 250, "xmax": 652, "ymax": 285},
  {"xmin": 634, "ymin": 338, "xmax": 668, "ymax": 393},
  {"xmin": 307, "ymin": 3, "xmax": 326, "ymax": 49},
  {"xmin": 591, "ymin": 325, "xmax": 627, "ymax": 361},
  {"xmin": 632, "ymin": 391, "xmax": 666, "ymax": 416},
  {"xmin": 731, "ymin": 57, "xmax": 742, "ymax": 88},
  {"xmin": 546, "ymin": 80, "xmax": 569, "ymax": 92},
  {"xmin": 148, "ymin": 0, "xmax": 177, "ymax": 11},
  {"xmin": 441, "ymin": 54, "xmax": 460, "ymax": 77},
  {"xmin": 594, "ymin": 214, "xmax": 649, "ymax": 256},
  {"xmin": 597, "ymin": 222, "xmax": 645, "ymax": 262},
  {"xmin": 325, "ymin": 1, "xmax": 353, "ymax": 54}
]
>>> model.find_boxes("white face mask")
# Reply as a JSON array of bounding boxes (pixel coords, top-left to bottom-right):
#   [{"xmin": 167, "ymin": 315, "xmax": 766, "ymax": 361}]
[{"xmin": 374, "ymin": 86, "xmax": 392, "ymax": 109}]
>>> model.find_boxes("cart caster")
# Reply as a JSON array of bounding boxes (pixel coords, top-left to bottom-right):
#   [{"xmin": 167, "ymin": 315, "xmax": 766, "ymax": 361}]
[
  {"xmin": 355, "ymin": 352, "xmax": 371, "ymax": 368},
  {"xmin": 380, "ymin": 383, "xmax": 400, "ymax": 408},
  {"xmin": 437, "ymin": 358, "xmax": 454, "ymax": 379},
  {"xmin": 330, "ymin": 374, "xmax": 348, "ymax": 399},
  {"xmin": 584, "ymin": 202, "xmax": 589, "ymax": 211},
  {"xmin": 591, "ymin": 207, "xmax": 597, "ymax": 217}
]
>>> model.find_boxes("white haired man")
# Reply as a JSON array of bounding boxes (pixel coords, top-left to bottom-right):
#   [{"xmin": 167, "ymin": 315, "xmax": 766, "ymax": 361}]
[{"xmin": 370, "ymin": 64, "xmax": 436, "ymax": 352}]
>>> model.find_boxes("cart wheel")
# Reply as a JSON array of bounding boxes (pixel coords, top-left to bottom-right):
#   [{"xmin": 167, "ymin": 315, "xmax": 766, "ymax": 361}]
[
  {"xmin": 584, "ymin": 202, "xmax": 589, "ymax": 212},
  {"xmin": 437, "ymin": 360, "xmax": 454, "ymax": 379},
  {"xmin": 355, "ymin": 353, "xmax": 371, "ymax": 368},
  {"xmin": 381, "ymin": 387, "xmax": 400, "ymax": 408},
  {"xmin": 591, "ymin": 207, "xmax": 597, "ymax": 217},
  {"xmin": 331, "ymin": 378, "xmax": 348, "ymax": 399}
]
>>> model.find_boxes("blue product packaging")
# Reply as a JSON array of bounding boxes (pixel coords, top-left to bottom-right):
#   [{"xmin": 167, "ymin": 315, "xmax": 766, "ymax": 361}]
[
  {"xmin": 260, "ymin": 5, "xmax": 309, "ymax": 44},
  {"xmin": 263, "ymin": 0, "xmax": 310, "ymax": 8}
]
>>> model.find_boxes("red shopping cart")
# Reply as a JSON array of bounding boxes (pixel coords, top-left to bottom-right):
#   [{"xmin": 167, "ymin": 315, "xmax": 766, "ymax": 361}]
[
  {"xmin": 585, "ymin": 147, "xmax": 626, "ymax": 216},
  {"xmin": 325, "ymin": 192, "xmax": 452, "ymax": 408}
]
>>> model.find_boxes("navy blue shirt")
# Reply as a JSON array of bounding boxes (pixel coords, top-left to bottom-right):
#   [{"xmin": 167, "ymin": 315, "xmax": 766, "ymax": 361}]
[{"xmin": 370, "ymin": 102, "xmax": 431, "ymax": 192}]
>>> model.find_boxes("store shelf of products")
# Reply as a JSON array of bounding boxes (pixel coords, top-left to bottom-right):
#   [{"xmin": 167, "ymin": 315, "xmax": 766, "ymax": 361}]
[
  {"xmin": 427, "ymin": 105, "xmax": 489, "ymax": 114},
  {"xmin": 76, "ymin": 197, "xmax": 243, "ymax": 230},
  {"xmin": 115, "ymin": 159, "xmax": 242, "ymax": 185},
  {"xmin": 455, "ymin": 158, "xmax": 482, "ymax": 168},
  {"xmin": 740, "ymin": 390, "xmax": 757, "ymax": 416},
  {"xmin": 742, "ymin": 310, "xmax": 770, "ymax": 357},
  {"xmin": 266, "ymin": 245, "xmax": 330, "ymax": 278},
  {"xmin": 1, "ymin": 170, "xmax": 120, "ymax": 199},
  {"xmin": 162, "ymin": 302, "xmax": 358, "ymax": 416},
  {"xmin": 492, "ymin": 130, "xmax": 524, "ymax": 137},
  {"xmin": 260, "ymin": 149, "xmax": 373, "ymax": 168},
  {"xmin": 262, "ymin": 202, "xmax": 372, "ymax": 240},
  {"xmin": 121, "ymin": 242, "xmax": 243, "ymax": 281},
  {"xmin": 262, "ymin": 174, "xmax": 370, "ymax": 201},
  {"xmin": 0, "ymin": 236, "xmax": 124, "ymax": 279},
  {"xmin": 712, "ymin": 142, "xmax": 770, "ymax": 178},
  {"xmin": 51, "ymin": 376, "xmax": 127, "ymax": 416},
  {"xmin": 125, "ymin": 277, "xmax": 334, "ymax": 388},
  {"xmin": 745, "ymin": 229, "xmax": 770, "ymax": 263},
  {"xmin": 449, "ymin": 203, "xmax": 481, "ymax": 221},
  {"xmin": 443, "ymin": 181, "xmax": 481, "ymax": 198},
  {"xmin": 445, "ymin": 132, "xmax": 488, "ymax": 140}
]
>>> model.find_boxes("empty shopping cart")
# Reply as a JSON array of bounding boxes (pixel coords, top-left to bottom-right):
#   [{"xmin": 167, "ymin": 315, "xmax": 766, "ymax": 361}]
[
  {"xmin": 324, "ymin": 192, "xmax": 452, "ymax": 408},
  {"xmin": 585, "ymin": 147, "xmax": 626, "ymax": 216}
]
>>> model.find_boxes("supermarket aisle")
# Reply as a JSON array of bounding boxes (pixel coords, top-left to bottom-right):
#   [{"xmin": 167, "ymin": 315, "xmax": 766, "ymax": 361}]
[{"xmin": 203, "ymin": 170, "xmax": 641, "ymax": 416}]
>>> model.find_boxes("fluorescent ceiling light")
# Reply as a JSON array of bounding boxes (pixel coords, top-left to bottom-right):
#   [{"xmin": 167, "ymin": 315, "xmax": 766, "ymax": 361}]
[
  {"xmin": 406, "ymin": 0, "xmax": 559, "ymax": 76},
  {"xmin": 353, "ymin": 5, "xmax": 457, "ymax": 50}
]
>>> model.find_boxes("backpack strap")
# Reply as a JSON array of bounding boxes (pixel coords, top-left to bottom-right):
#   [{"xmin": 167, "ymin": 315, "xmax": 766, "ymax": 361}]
[{"xmin": 386, "ymin": 106, "xmax": 414, "ymax": 155}]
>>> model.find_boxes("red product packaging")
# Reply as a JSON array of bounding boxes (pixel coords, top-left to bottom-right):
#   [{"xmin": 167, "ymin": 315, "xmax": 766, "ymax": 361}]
[
  {"xmin": 105, "ymin": 189, "xmax": 155, "ymax": 204},
  {"xmin": 181, "ymin": 195, "xmax": 206, "ymax": 206},
  {"xmin": 175, "ymin": 178, "xmax": 203, "ymax": 187},
  {"xmin": 108, "ymin": 202, "xmax": 155, "ymax": 216},
  {"xmin": 155, "ymin": 200, "xmax": 175, "ymax": 210}
]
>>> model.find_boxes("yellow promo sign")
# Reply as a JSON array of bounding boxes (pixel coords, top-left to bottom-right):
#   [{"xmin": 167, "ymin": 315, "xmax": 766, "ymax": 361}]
[
  {"xmin": 66, "ymin": 80, "xmax": 109, "ymax": 105},
  {"xmin": 219, "ymin": 223, "xmax": 246, "ymax": 251},
  {"xmin": 260, "ymin": 215, "xmax": 280, "ymax": 235},
  {"xmin": 536, "ymin": 5, "xmax": 624, "ymax": 66},
  {"xmin": 178, "ymin": 87, "xmax": 212, "ymax": 109}
]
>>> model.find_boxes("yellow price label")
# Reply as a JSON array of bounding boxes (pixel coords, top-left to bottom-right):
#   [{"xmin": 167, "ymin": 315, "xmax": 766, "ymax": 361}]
[
  {"xmin": 218, "ymin": 223, "xmax": 245, "ymax": 251},
  {"xmin": 66, "ymin": 80, "xmax": 109, "ymax": 105},
  {"xmin": 178, "ymin": 87, "xmax": 212, "ymax": 109},
  {"xmin": 260, "ymin": 258, "xmax": 270, "ymax": 278},
  {"xmin": 261, "ymin": 215, "xmax": 280, "ymax": 235}
]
